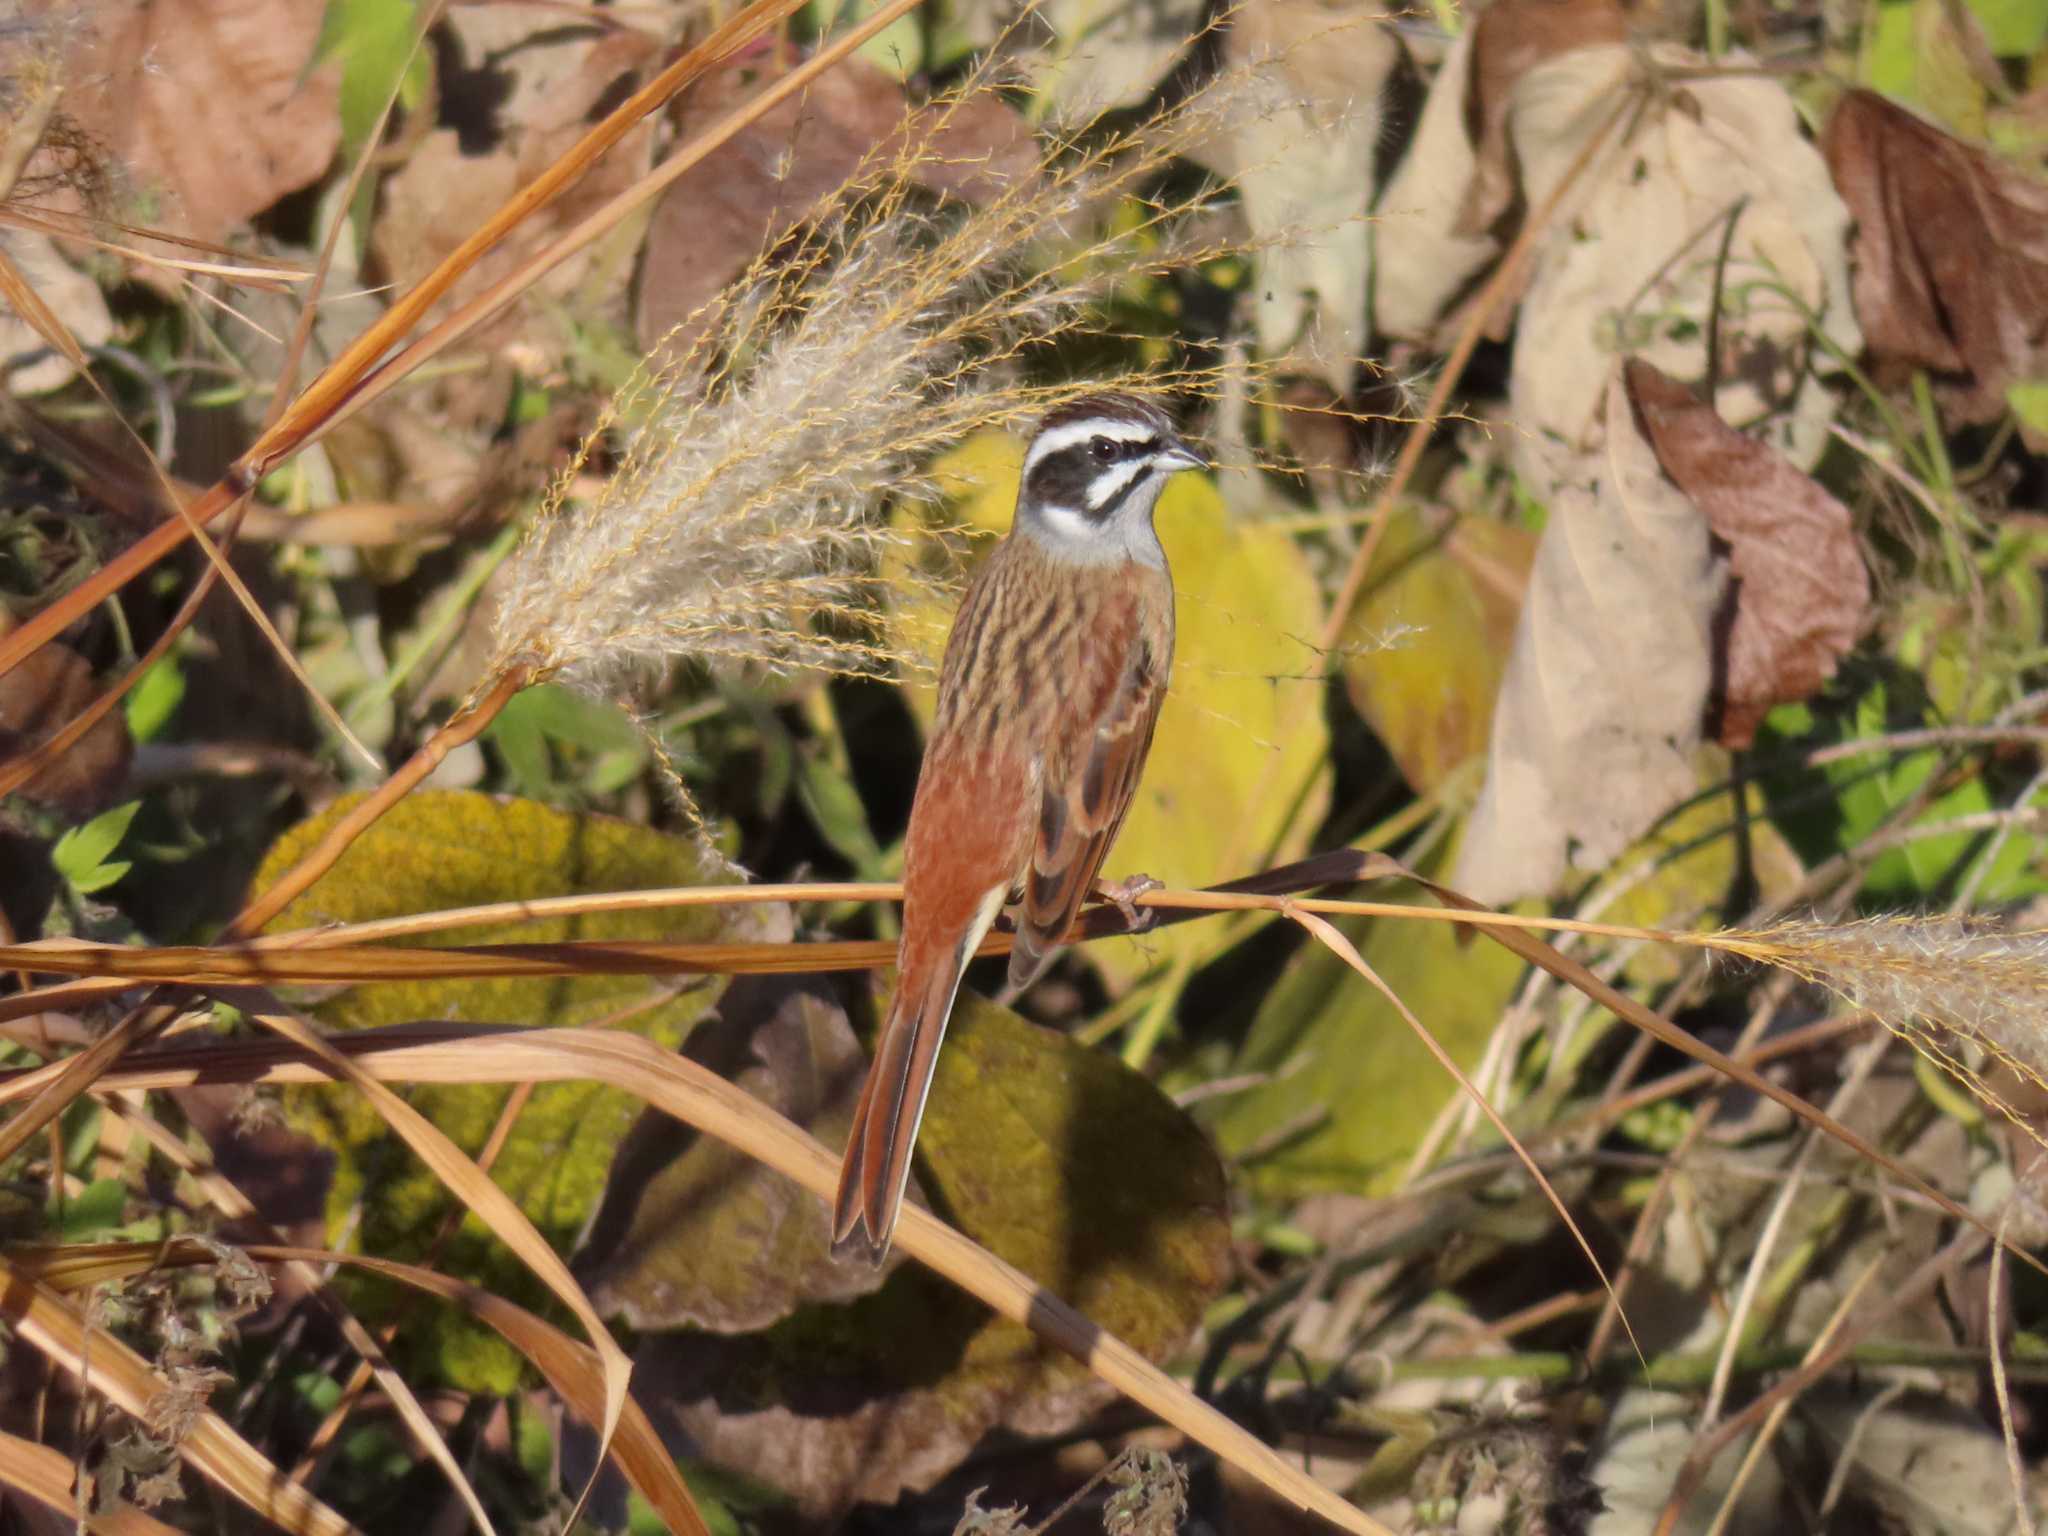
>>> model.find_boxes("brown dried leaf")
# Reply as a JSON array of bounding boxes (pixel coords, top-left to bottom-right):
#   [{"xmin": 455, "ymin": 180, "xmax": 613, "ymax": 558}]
[
  {"xmin": 635, "ymin": 59, "xmax": 1037, "ymax": 350},
  {"xmin": 51, "ymin": 0, "xmax": 341, "ymax": 245},
  {"xmin": 1823, "ymin": 88, "xmax": 2048, "ymax": 426},
  {"xmin": 1452, "ymin": 374, "xmax": 1724, "ymax": 903},
  {"xmin": 373, "ymin": 10, "xmax": 662, "ymax": 361},
  {"xmin": 0, "ymin": 639, "xmax": 131, "ymax": 812},
  {"xmin": 576, "ymin": 976, "xmax": 892, "ymax": 1332},
  {"xmin": 1624, "ymin": 358, "xmax": 1868, "ymax": 749}
]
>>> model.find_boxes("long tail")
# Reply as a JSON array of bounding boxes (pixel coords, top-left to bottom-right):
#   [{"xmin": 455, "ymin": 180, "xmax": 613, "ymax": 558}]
[
  {"xmin": 831, "ymin": 956, "xmax": 967, "ymax": 1263},
  {"xmin": 832, "ymin": 891, "xmax": 1004, "ymax": 1263}
]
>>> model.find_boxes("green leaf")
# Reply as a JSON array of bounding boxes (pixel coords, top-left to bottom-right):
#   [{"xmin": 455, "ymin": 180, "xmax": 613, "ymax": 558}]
[
  {"xmin": 1343, "ymin": 507, "xmax": 1536, "ymax": 794},
  {"xmin": 608, "ymin": 981, "xmax": 1230, "ymax": 1512},
  {"xmin": 66, "ymin": 859, "xmax": 132, "ymax": 896},
  {"xmin": 795, "ymin": 746, "xmax": 885, "ymax": 874},
  {"xmin": 252, "ymin": 789, "xmax": 772, "ymax": 1391},
  {"xmin": 317, "ymin": 0, "xmax": 430, "ymax": 163},
  {"xmin": 1863, "ymin": 0, "xmax": 1918, "ymax": 98},
  {"xmin": 1967, "ymin": 0, "xmax": 2048, "ymax": 55},
  {"xmin": 1205, "ymin": 846, "xmax": 1524, "ymax": 1198},
  {"xmin": 52, "ymin": 800, "xmax": 142, "ymax": 893},
  {"xmin": 55, "ymin": 1177, "xmax": 128, "ymax": 1242},
  {"xmin": 2007, "ymin": 379, "xmax": 2048, "ymax": 435},
  {"xmin": 1758, "ymin": 683, "xmax": 2048, "ymax": 902},
  {"xmin": 486, "ymin": 683, "xmax": 649, "ymax": 800},
  {"xmin": 123, "ymin": 657, "xmax": 185, "ymax": 744},
  {"xmin": 1859, "ymin": 0, "xmax": 1989, "ymax": 134}
]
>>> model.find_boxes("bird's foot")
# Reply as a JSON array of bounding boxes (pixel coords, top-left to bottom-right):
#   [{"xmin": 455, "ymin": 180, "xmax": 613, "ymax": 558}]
[{"xmin": 1098, "ymin": 873, "xmax": 1163, "ymax": 933}]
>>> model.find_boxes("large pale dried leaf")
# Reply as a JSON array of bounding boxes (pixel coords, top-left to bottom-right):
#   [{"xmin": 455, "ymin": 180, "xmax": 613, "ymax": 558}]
[
  {"xmin": 894, "ymin": 433, "xmax": 1329, "ymax": 990},
  {"xmin": 1805, "ymin": 1390, "xmax": 2046, "ymax": 1531},
  {"xmin": 1342, "ymin": 507, "xmax": 1536, "ymax": 795},
  {"xmin": 630, "ymin": 986, "xmax": 1230, "ymax": 1521},
  {"xmin": 1373, "ymin": 24, "xmax": 1500, "ymax": 343},
  {"xmin": 1510, "ymin": 45, "xmax": 1859, "ymax": 471},
  {"xmin": 1206, "ymin": 858, "xmax": 1524, "ymax": 1196},
  {"xmin": 1823, "ymin": 87, "xmax": 2048, "ymax": 426},
  {"xmin": 51, "ymin": 0, "xmax": 341, "ymax": 244},
  {"xmin": 371, "ymin": 9, "xmax": 659, "ymax": 360},
  {"xmin": 0, "ymin": 638, "xmax": 131, "ymax": 812},
  {"xmin": 1189, "ymin": 0, "xmax": 1398, "ymax": 389},
  {"xmin": 577, "ymin": 976, "xmax": 891, "ymax": 1332},
  {"xmin": 1451, "ymin": 376, "xmax": 1724, "ymax": 904},
  {"xmin": 1459, "ymin": 0, "xmax": 1628, "ymax": 236},
  {"xmin": 1624, "ymin": 358, "xmax": 1869, "ymax": 749},
  {"xmin": 252, "ymin": 789, "xmax": 780, "ymax": 1392},
  {"xmin": 636, "ymin": 59, "xmax": 1037, "ymax": 349}
]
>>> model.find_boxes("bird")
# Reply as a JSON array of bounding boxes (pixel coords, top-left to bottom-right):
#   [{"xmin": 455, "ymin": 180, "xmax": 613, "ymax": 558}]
[{"xmin": 831, "ymin": 391, "xmax": 1205, "ymax": 1264}]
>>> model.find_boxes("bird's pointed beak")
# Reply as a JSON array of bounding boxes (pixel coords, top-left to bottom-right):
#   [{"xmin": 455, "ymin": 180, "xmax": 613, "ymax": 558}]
[{"xmin": 1159, "ymin": 437, "xmax": 1207, "ymax": 474}]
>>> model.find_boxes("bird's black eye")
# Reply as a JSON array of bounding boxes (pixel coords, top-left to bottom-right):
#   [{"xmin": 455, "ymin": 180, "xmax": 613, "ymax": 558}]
[{"xmin": 1089, "ymin": 436, "xmax": 1117, "ymax": 461}]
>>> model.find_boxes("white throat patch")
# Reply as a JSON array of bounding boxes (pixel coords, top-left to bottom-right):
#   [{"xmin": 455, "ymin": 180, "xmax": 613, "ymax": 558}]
[{"xmin": 1022, "ymin": 478, "xmax": 1170, "ymax": 569}]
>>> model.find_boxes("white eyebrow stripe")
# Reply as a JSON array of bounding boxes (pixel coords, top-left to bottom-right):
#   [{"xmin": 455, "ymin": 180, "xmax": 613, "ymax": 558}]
[
  {"xmin": 1085, "ymin": 459, "xmax": 1146, "ymax": 508},
  {"xmin": 1023, "ymin": 417, "xmax": 1159, "ymax": 474}
]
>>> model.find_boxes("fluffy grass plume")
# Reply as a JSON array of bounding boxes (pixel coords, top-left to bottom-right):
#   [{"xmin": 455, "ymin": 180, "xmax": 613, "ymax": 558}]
[
  {"xmin": 1720, "ymin": 915, "xmax": 2048, "ymax": 1132},
  {"xmin": 488, "ymin": 61, "xmax": 1259, "ymax": 698}
]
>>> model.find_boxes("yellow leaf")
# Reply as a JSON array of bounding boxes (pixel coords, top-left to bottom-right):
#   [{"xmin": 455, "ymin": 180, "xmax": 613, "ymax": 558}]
[{"xmin": 1343, "ymin": 507, "xmax": 1535, "ymax": 794}]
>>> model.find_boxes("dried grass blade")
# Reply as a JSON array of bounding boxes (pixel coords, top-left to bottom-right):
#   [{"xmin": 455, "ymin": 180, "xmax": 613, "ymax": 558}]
[
  {"xmin": 0, "ymin": 1250, "xmax": 360, "ymax": 1535},
  {"xmin": 16, "ymin": 1238, "xmax": 707, "ymax": 1536},
  {"xmin": 332, "ymin": 0, "xmax": 931, "ymax": 433},
  {"xmin": 12, "ymin": 1024, "xmax": 1393, "ymax": 1536},
  {"xmin": 102, "ymin": 1099, "xmax": 497, "ymax": 1536},
  {"xmin": 0, "ymin": 996, "xmax": 170, "ymax": 1164},
  {"xmin": 0, "ymin": 0, "xmax": 806, "ymax": 686},
  {"xmin": 259, "ymin": 0, "xmax": 809, "ymax": 454},
  {"xmin": 1284, "ymin": 906, "xmax": 1649, "ymax": 1374},
  {"xmin": 223, "ymin": 663, "xmax": 530, "ymax": 941},
  {"xmin": 0, "ymin": 1425, "xmax": 181, "ymax": 1534},
  {"xmin": 0, "ymin": 934, "xmax": 889, "ymax": 984},
  {"xmin": 1401, "ymin": 870, "xmax": 2048, "ymax": 1281},
  {"xmin": 230, "ymin": 994, "xmax": 644, "ymax": 1527},
  {"xmin": 0, "ymin": 239, "xmax": 88, "ymax": 375},
  {"xmin": 0, "ymin": 501, "xmax": 250, "ymax": 801}
]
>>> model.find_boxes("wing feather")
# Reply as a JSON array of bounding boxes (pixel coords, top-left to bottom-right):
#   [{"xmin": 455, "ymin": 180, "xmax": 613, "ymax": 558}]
[{"xmin": 1007, "ymin": 623, "xmax": 1167, "ymax": 993}]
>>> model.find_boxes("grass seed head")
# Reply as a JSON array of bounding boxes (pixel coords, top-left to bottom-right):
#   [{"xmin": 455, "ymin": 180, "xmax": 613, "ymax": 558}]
[{"xmin": 488, "ymin": 71, "xmax": 1257, "ymax": 698}]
